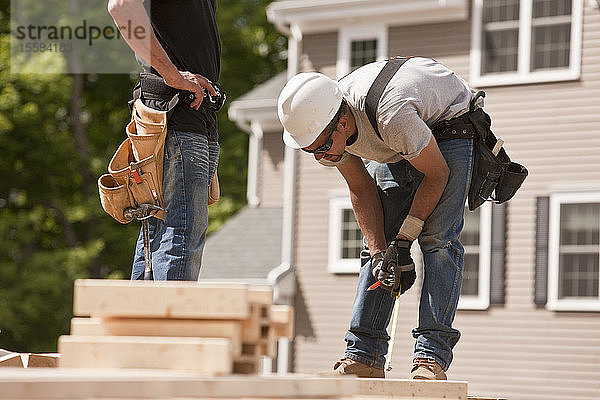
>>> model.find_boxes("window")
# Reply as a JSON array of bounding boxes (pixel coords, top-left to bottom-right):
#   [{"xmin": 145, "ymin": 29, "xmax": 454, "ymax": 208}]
[
  {"xmin": 458, "ymin": 202, "xmax": 492, "ymax": 310},
  {"xmin": 328, "ymin": 197, "xmax": 363, "ymax": 273},
  {"xmin": 548, "ymin": 192, "xmax": 600, "ymax": 311},
  {"xmin": 336, "ymin": 24, "xmax": 387, "ymax": 78},
  {"xmin": 351, "ymin": 39, "xmax": 378, "ymax": 71},
  {"xmin": 470, "ymin": 0, "xmax": 583, "ymax": 86}
]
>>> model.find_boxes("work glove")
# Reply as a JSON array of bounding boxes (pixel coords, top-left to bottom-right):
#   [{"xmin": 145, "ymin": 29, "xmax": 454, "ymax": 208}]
[{"xmin": 371, "ymin": 239, "xmax": 416, "ymax": 297}]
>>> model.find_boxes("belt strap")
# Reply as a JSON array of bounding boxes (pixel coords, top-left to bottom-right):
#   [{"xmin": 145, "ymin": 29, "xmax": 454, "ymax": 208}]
[{"xmin": 365, "ymin": 57, "xmax": 412, "ymax": 140}]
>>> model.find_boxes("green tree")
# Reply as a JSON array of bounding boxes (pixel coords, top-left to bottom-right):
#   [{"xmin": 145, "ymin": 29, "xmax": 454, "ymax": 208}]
[{"xmin": 0, "ymin": 0, "xmax": 285, "ymax": 352}]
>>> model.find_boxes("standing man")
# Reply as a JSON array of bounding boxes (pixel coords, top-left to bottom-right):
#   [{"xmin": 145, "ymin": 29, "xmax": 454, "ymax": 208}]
[
  {"xmin": 108, "ymin": 0, "xmax": 221, "ymax": 280},
  {"xmin": 278, "ymin": 57, "xmax": 483, "ymax": 379}
]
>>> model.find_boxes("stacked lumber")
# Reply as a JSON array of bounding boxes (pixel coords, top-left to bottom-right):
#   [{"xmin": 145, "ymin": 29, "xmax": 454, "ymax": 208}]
[
  {"xmin": 0, "ymin": 369, "xmax": 474, "ymax": 400},
  {"xmin": 59, "ymin": 279, "xmax": 294, "ymax": 375},
  {"xmin": 0, "ymin": 349, "xmax": 60, "ymax": 368}
]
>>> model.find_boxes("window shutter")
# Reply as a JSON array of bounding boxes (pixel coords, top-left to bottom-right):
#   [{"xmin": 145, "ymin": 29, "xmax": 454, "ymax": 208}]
[
  {"xmin": 535, "ymin": 196, "xmax": 550, "ymax": 306},
  {"xmin": 490, "ymin": 203, "xmax": 506, "ymax": 305}
]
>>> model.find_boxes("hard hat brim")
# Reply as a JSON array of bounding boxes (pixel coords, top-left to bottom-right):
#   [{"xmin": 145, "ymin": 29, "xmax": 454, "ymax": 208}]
[{"xmin": 282, "ymin": 128, "xmax": 318, "ymax": 149}]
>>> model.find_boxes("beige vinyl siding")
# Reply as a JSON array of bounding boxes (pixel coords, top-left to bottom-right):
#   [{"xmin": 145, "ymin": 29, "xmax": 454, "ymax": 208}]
[
  {"xmin": 301, "ymin": 32, "xmax": 338, "ymax": 74},
  {"xmin": 259, "ymin": 133, "xmax": 285, "ymax": 207},
  {"xmin": 388, "ymin": 22, "xmax": 471, "ymax": 76},
  {"xmin": 292, "ymin": 4, "xmax": 600, "ymax": 400}
]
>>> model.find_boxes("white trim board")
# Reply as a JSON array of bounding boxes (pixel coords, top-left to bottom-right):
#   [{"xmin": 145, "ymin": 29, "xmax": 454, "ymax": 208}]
[
  {"xmin": 268, "ymin": 0, "xmax": 468, "ymax": 35},
  {"xmin": 469, "ymin": 0, "xmax": 583, "ymax": 87},
  {"xmin": 336, "ymin": 24, "xmax": 388, "ymax": 79},
  {"xmin": 458, "ymin": 201, "xmax": 492, "ymax": 311},
  {"xmin": 547, "ymin": 191, "xmax": 600, "ymax": 312}
]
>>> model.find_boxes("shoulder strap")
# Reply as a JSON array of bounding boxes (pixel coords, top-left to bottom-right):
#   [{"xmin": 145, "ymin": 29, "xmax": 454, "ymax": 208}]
[{"xmin": 365, "ymin": 57, "xmax": 412, "ymax": 140}]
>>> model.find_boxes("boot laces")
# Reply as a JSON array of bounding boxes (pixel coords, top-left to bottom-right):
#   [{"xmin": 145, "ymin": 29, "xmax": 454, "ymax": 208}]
[
  {"xmin": 333, "ymin": 358, "xmax": 355, "ymax": 370},
  {"xmin": 412, "ymin": 357, "xmax": 437, "ymax": 372}
]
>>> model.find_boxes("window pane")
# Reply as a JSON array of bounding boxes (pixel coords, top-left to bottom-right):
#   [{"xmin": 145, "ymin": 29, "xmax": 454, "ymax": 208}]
[
  {"xmin": 462, "ymin": 253, "xmax": 480, "ymax": 296},
  {"xmin": 351, "ymin": 40, "xmax": 377, "ymax": 71},
  {"xmin": 341, "ymin": 209, "xmax": 363, "ymax": 259},
  {"xmin": 559, "ymin": 253, "xmax": 599, "ymax": 298},
  {"xmin": 560, "ymin": 203, "xmax": 600, "ymax": 246},
  {"xmin": 461, "ymin": 207, "xmax": 481, "ymax": 246},
  {"xmin": 484, "ymin": 0, "xmax": 520, "ymax": 23},
  {"xmin": 532, "ymin": 23, "xmax": 570, "ymax": 70},
  {"xmin": 461, "ymin": 207, "xmax": 481, "ymax": 296},
  {"xmin": 482, "ymin": 29, "xmax": 519, "ymax": 73},
  {"xmin": 533, "ymin": 0, "xmax": 571, "ymax": 18}
]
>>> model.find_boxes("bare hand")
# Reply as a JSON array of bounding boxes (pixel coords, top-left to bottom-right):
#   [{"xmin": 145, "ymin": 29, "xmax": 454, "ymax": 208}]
[{"xmin": 163, "ymin": 71, "xmax": 217, "ymax": 110}]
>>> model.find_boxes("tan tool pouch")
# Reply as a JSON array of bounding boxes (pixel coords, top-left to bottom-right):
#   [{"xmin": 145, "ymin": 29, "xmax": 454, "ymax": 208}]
[
  {"xmin": 208, "ymin": 172, "xmax": 220, "ymax": 206},
  {"xmin": 98, "ymin": 99, "xmax": 168, "ymax": 223}
]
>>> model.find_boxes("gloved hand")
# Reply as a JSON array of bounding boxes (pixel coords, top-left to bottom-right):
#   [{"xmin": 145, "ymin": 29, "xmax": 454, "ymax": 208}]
[{"xmin": 371, "ymin": 239, "xmax": 416, "ymax": 296}]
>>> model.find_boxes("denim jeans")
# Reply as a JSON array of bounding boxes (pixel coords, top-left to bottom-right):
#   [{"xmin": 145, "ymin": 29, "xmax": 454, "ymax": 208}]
[
  {"xmin": 131, "ymin": 130, "xmax": 219, "ymax": 281},
  {"xmin": 344, "ymin": 138, "xmax": 473, "ymax": 371}
]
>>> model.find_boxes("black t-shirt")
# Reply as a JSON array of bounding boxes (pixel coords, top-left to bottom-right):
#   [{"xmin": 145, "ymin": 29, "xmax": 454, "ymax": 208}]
[{"xmin": 138, "ymin": 0, "xmax": 221, "ymax": 140}]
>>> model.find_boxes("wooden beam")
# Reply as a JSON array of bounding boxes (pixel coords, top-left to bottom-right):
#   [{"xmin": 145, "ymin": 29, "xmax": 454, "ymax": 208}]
[
  {"xmin": 70, "ymin": 317, "xmax": 242, "ymax": 356},
  {"xmin": 356, "ymin": 378, "xmax": 468, "ymax": 400},
  {"xmin": 73, "ymin": 279, "xmax": 249, "ymax": 319},
  {"xmin": 0, "ymin": 353, "xmax": 23, "ymax": 368},
  {"xmin": 58, "ymin": 335, "xmax": 232, "ymax": 375},
  {"xmin": 27, "ymin": 354, "xmax": 60, "ymax": 368},
  {"xmin": 0, "ymin": 371, "xmax": 359, "ymax": 399},
  {"xmin": 247, "ymin": 286, "xmax": 273, "ymax": 305},
  {"xmin": 270, "ymin": 305, "xmax": 294, "ymax": 339}
]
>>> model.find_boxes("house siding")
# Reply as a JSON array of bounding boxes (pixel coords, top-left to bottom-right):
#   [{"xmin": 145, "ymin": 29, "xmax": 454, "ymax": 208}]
[
  {"xmin": 292, "ymin": 4, "xmax": 600, "ymax": 400},
  {"xmin": 260, "ymin": 132, "xmax": 285, "ymax": 207}
]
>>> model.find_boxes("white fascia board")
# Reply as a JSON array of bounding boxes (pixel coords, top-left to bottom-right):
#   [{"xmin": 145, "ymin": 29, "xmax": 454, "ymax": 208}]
[
  {"xmin": 268, "ymin": 0, "xmax": 468, "ymax": 34},
  {"xmin": 228, "ymin": 99, "xmax": 281, "ymax": 134}
]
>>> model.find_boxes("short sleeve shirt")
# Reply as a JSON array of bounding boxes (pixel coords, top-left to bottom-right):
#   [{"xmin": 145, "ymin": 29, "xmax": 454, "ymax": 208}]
[{"xmin": 334, "ymin": 57, "xmax": 477, "ymax": 164}]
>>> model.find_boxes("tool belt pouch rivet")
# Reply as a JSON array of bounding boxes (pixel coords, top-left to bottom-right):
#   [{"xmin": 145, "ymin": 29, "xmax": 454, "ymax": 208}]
[
  {"xmin": 98, "ymin": 99, "xmax": 168, "ymax": 223},
  {"xmin": 467, "ymin": 106, "xmax": 528, "ymax": 211}
]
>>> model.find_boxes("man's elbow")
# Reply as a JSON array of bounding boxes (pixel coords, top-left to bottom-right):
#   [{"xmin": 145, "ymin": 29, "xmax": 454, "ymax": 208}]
[{"xmin": 107, "ymin": 0, "xmax": 131, "ymax": 18}]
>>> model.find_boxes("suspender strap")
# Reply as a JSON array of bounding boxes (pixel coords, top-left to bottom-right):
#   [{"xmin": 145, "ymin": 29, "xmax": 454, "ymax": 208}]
[{"xmin": 365, "ymin": 57, "xmax": 411, "ymax": 140}]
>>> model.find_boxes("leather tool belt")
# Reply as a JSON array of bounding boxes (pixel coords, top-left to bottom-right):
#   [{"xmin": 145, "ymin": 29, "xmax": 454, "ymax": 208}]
[{"xmin": 430, "ymin": 91, "xmax": 528, "ymax": 210}]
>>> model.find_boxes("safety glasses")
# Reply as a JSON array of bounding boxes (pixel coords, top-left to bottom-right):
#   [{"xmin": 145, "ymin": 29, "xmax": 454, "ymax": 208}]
[{"xmin": 301, "ymin": 108, "xmax": 343, "ymax": 154}]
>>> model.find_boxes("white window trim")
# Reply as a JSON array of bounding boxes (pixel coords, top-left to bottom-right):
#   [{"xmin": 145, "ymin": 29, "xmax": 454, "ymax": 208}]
[
  {"xmin": 548, "ymin": 191, "xmax": 600, "ymax": 311},
  {"xmin": 336, "ymin": 24, "xmax": 388, "ymax": 79},
  {"xmin": 328, "ymin": 197, "xmax": 361, "ymax": 274},
  {"xmin": 470, "ymin": 0, "xmax": 583, "ymax": 87},
  {"xmin": 458, "ymin": 202, "xmax": 492, "ymax": 310}
]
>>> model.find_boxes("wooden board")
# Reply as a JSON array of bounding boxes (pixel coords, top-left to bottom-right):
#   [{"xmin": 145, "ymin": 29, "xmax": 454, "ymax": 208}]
[
  {"xmin": 0, "ymin": 370, "xmax": 358, "ymax": 399},
  {"xmin": 58, "ymin": 335, "xmax": 232, "ymax": 375},
  {"xmin": 73, "ymin": 279, "xmax": 249, "ymax": 319},
  {"xmin": 271, "ymin": 304, "xmax": 294, "ymax": 339},
  {"xmin": 27, "ymin": 354, "xmax": 60, "ymax": 368},
  {"xmin": 355, "ymin": 378, "xmax": 468, "ymax": 400},
  {"xmin": 70, "ymin": 317, "xmax": 242, "ymax": 355},
  {"xmin": 0, "ymin": 354, "xmax": 23, "ymax": 368},
  {"xmin": 242, "ymin": 304, "xmax": 268, "ymax": 342},
  {"xmin": 247, "ymin": 286, "xmax": 273, "ymax": 305}
]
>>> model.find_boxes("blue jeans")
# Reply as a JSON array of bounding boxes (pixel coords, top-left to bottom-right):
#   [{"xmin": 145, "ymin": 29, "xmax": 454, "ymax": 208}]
[
  {"xmin": 131, "ymin": 130, "xmax": 219, "ymax": 281},
  {"xmin": 344, "ymin": 138, "xmax": 473, "ymax": 371}
]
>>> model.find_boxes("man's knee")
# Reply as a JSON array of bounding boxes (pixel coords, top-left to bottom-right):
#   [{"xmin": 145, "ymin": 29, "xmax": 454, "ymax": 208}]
[{"xmin": 419, "ymin": 234, "xmax": 454, "ymax": 254}]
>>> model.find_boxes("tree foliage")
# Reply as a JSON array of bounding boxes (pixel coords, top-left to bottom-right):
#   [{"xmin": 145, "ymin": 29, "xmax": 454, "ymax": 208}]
[{"xmin": 0, "ymin": 0, "xmax": 285, "ymax": 352}]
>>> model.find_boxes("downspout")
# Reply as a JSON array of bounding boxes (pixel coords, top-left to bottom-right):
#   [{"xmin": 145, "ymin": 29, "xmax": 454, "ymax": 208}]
[{"xmin": 266, "ymin": 22, "xmax": 302, "ymax": 375}]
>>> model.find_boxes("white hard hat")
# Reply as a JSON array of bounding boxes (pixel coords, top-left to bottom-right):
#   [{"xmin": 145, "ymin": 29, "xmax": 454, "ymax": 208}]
[{"xmin": 277, "ymin": 72, "xmax": 343, "ymax": 149}]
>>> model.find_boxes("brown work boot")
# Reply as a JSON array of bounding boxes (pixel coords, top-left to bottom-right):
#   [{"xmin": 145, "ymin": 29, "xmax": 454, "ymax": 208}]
[
  {"xmin": 322, "ymin": 358, "xmax": 385, "ymax": 378},
  {"xmin": 410, "ymin": 358, "xmax": 447, "ymax": 380}
]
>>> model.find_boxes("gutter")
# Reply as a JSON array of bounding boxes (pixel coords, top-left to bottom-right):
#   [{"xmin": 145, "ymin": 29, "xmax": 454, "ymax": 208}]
[{"xmin": 265, "ymin": 17, "xmax": 302, "ymax": 374}]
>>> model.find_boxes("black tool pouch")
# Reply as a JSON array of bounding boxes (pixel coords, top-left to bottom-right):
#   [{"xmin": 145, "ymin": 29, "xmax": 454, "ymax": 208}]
[{"xmin": 467, "ymin": 107, "xmax": 528, "ymax": 210}]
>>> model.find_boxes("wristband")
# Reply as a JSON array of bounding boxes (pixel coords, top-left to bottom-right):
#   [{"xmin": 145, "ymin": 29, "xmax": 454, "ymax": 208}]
[{"xmin": 397, "ymin": 215, "xmax": 424, "ymax": 241}]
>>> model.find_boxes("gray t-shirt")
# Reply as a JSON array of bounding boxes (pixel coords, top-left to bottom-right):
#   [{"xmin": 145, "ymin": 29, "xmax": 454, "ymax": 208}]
[{"xmin": 320, "ymin": 57, "xmax": 480, "ymax": 166}]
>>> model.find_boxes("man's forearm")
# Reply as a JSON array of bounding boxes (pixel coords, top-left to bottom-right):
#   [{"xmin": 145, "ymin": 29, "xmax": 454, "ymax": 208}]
[
  {"xmin": 400, "ymin": 173, "xmax": 448, "ymax": 238},
  {"xmin": 349, "ymin": 183, "xmax": 387, "ymax": 256},
  {"xmin": 107, "ymin": 0, "xmax": 179, "ymax": 81}
]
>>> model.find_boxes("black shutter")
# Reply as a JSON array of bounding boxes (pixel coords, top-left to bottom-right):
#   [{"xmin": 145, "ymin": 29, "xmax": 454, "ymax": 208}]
[
  {"xmin": 535, "ymin": 196, "xmax": 550, "ymax": 306},
  {"xmin": 490, "ymin": 203, "xmax": 506, "ymax": 305}
]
